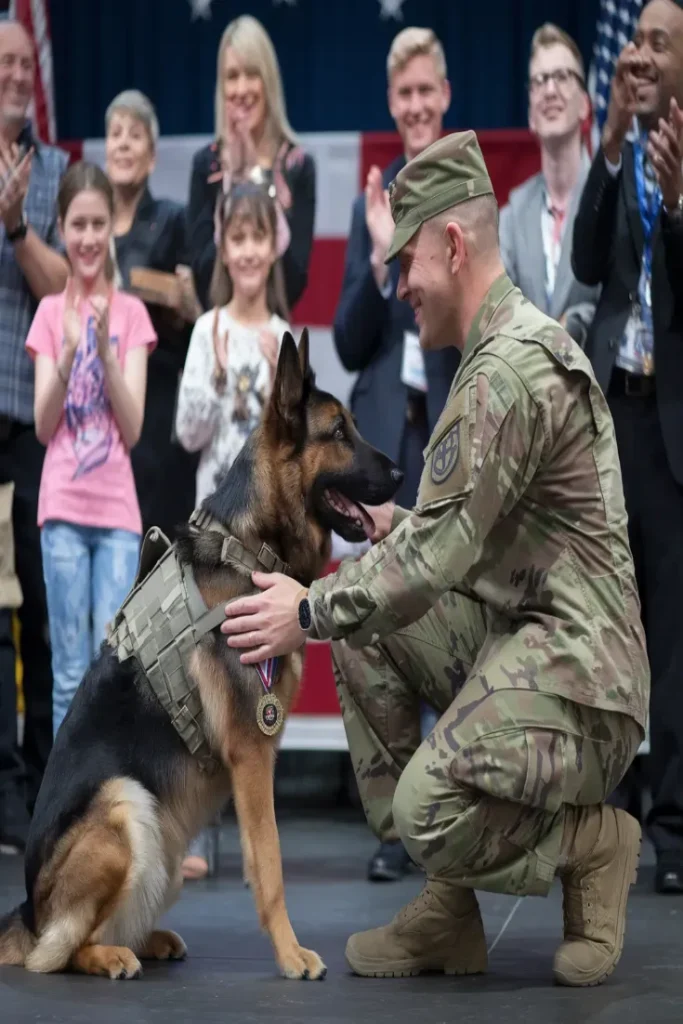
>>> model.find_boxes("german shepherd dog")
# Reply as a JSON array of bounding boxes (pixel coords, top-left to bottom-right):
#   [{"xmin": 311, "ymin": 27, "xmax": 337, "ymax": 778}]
[{"xmin": 0, "ymin": 329, "xmax": 402, "ymax": 982}]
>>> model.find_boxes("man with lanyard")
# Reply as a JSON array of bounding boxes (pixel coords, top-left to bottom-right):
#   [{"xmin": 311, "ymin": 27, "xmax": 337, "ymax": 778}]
[{"xmin": 572, "ymin": 0, "xmax": 683, "ymax": 893}]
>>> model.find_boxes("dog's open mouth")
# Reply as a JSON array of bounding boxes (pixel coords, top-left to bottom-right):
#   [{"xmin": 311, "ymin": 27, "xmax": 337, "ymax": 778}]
[{"xmin": 324, "ymin": 488, "xmax": 375, "ymax": 539}]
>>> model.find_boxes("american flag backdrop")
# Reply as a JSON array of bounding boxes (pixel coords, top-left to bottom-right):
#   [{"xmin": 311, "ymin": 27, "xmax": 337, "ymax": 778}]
[{"xmin": 588, "ymin": 0, "xmax": 642, "ymax": 149}]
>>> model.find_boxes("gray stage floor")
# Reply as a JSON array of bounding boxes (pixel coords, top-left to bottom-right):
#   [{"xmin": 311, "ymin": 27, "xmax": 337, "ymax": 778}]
[{"xmin": 1, "ymin": 810, "xmax": 681, "ymax": 1024}]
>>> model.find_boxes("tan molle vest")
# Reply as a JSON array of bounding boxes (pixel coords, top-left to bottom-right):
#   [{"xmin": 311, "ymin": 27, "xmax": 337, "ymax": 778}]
[{"xmin": 106, "ymin": 509, "xmax": 290, "ymax": 774}]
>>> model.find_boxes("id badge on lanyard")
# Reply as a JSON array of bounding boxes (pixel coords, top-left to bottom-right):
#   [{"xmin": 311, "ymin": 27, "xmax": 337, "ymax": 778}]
[
  {"xmin": 401, "ymin": 331, "xmax": 427, "ymax": 393},
  {"xmin": 633, "ymin": 137, "xmax": 661, "ymax": 317}
]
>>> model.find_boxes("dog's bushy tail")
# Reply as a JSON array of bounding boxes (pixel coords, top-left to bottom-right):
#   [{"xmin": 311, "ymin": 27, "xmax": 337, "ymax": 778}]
[{"xmin": 0, "ymin": 904, "xmax": 35, "ymax": 965}]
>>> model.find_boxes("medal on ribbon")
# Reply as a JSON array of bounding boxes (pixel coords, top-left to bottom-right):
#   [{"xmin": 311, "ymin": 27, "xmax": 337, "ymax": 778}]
[{"xmin": 255, "ymin": 656, "xmax": 283, "ymax": 736}]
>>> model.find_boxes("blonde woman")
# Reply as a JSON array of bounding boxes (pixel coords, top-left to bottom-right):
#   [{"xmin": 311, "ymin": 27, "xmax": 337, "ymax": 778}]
[{"xmin": 187, "ymin": 14, "xmax": 316, "ymax": 313}]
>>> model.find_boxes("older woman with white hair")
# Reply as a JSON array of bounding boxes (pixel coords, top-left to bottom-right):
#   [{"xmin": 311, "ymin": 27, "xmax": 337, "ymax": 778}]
[
  {"xmin": 187, "ymin": 14, "xmax": 316, "ymax": 313},
  {"xmin": 105, "ymin": 89, "xmax": 200, "ymax": 543}
]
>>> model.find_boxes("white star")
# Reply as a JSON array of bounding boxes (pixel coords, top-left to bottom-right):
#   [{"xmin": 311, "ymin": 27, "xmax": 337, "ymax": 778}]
[
  {"xmin": 189, "ymin": 0, "xmax": 214, "ymax": 20},
  {"xmin": 378, "ymin": 0, "xmax": 407, "ymax": 19}
]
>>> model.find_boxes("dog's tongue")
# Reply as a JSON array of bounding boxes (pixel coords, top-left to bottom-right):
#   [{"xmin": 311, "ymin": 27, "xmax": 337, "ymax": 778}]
[{"xmin": 329, "ymin": 490, "xmax": 375, "ymax": 539}]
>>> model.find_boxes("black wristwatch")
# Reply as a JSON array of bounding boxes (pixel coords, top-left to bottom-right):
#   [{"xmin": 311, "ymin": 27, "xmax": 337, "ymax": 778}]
[
  {"xmin": 6, "ymin": 212, "xmax": 28, "ymax": 243},
  {"xmin": 297, "ymin": 595, "xmax": 312, "ymax": 632}
]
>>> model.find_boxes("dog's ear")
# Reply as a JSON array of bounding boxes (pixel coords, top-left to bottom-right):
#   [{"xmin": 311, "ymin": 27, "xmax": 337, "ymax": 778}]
[
  {"xmin": 297, "ymin": 326, "xmax": 314, "ymax": 385},
  {"xmin": 266, "ymin": 331, "xmax": 305, "ymax": 437}
]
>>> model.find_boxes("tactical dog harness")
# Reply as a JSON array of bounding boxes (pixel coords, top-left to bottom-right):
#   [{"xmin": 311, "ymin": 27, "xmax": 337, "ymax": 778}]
[{"xmin": 106, "ymin": 510, "xmax": 290, "ymax": 774}]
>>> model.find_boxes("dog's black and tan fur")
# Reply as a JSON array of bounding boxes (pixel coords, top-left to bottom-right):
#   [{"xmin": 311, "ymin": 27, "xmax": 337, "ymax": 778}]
[{"xmin": 0, "ymin": 329, "xmax": 401, "ymax": 982}]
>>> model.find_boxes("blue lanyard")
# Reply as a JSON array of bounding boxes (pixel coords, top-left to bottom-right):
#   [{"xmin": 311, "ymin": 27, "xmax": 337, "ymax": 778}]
[{"xmin": 633, "ymin": 135, "xmax": 661, "ymax": 285}]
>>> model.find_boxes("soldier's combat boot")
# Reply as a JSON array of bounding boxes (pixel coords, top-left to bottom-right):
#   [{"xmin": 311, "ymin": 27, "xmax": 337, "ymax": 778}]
[
  {"xmin": 554, "ymin": 804, "xmax": 641, "ymax": 987},
  {"xmin": 345, "ymin": 879, "xmax": 488, "ymax": 978}
]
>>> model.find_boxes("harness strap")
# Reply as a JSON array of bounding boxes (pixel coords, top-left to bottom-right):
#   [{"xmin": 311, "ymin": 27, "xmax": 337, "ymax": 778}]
[
  {"xmin": 183, "ymin": 562, "xmax": 230, "ymax": 639},
  {"xmin": 188, "ymin": 508, "xmax": 290, "ymax": 578},
  {"xmin": 107, "ymin": 538, "xmax": 222, "ymax": 775}
]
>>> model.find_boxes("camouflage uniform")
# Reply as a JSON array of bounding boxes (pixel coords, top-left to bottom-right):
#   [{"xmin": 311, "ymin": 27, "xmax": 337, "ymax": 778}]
[{"xmin": 306, "ymin": 136, "xmax": 649, "ymax": 900}]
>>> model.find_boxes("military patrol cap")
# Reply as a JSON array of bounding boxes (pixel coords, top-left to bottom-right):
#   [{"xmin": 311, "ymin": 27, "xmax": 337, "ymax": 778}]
[{"xmin": 385, "ymin": 130, "xmax": 495, "ymax": 263}]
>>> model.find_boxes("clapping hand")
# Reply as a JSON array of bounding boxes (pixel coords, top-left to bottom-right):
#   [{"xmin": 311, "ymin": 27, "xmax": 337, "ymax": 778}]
[
  {"xmin": 602, "ymin": 42, "xmax": 642, "ymax": 161},
  {"xmin": 258, "ymin": 329, "xmax": 279, "ymax": 380},
  {"xmin": 212, "ymin": 321, "xmax": 229, "ymax": 393},
  {"xmin": 0, "ymin": 142, "xmax": 32, "ymax": 233},
  {"xmin": 63, "ymin": 285, "xmax": 81, "ymax": 355},
  {"xmin": 174, "ymin": 264, "xmax": 202, "ymax": 324},
  {"xmin": 365, "ymin": 166, "xmax": 394, "ymax": 261},
  {"xmin": 90, "ymin": 295, "xmax": 112, "ymax": 365},
  {"xmin": 648, "ymin": 97, "xmax": 683, "ymax": 212},
  {"xmin": 221, "ymin": 113, "xmax": 258, "ymax": 182}
]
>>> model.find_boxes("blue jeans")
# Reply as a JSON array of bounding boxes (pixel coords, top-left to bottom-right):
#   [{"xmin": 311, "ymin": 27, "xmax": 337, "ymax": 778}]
[{"xmin": 40, "ymin": 521, "xmax": 140, "ymax": 738}]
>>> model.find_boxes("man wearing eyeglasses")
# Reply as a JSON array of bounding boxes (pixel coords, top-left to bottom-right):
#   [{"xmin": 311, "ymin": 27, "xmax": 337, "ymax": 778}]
[{"xmin": 499, "ymin": 23, "xmax": 599, "ymax": 347}]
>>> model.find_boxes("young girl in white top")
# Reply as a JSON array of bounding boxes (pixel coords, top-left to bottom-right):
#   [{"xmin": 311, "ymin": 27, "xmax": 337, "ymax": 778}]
[
  {"xmin": 175, "ymin": 181, "xmax": 291, "ymax": 879},
  {"xmin": 175, "ymin": 182, "xmax": 290, "ymax": 506}
]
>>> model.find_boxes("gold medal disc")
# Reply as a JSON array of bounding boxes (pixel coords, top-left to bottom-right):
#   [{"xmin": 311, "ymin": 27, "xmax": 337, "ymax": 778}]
[{"xmin": 256, "ymin": 693, "xmax": 284, "ymax": 736}]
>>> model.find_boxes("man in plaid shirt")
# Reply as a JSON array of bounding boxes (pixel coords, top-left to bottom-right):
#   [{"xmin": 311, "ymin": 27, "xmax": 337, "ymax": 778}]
[{"xmin": 0, "ymin": 20, "xmax": 68, "ymax": 854}]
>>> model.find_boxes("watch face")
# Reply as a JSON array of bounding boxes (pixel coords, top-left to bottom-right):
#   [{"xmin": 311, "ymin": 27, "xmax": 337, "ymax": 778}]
[{"xmin": 298, "ymin": 598, "xmax": 311, "ymax": 631}]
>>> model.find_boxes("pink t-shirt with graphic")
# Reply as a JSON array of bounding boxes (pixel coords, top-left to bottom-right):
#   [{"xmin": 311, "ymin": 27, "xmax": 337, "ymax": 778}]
[{"xmin": 26, "ymin": 288, "xmax": 157, "ymax": 535}]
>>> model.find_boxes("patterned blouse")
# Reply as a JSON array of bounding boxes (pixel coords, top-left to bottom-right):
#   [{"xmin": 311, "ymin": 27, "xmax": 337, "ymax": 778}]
[{"xmin": 174, "ymin": 307, "xmax": 290, "ymax": 505}]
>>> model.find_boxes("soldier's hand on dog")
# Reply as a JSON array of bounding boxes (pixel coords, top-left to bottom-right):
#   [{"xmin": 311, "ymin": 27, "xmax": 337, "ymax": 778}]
[
  {"xmin": 221, "ymin": 572, "xmax": 307, "ymax": 663},
  {"xmin": 361, "ymin": 499, "xmax": 395, "ymax": 543}
]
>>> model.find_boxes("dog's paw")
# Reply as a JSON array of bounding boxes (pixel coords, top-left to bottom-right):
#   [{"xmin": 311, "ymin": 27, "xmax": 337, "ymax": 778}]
[
  {"xmin": 108, "ymin": 948, "xmax": 143, "ymax": 980},
  {"xmin": 73, "ymin": 945, "xmax": 143, "ymax": 980},
  {"xmin": 139, "ymin": 930, "xmax": 187, "ymax": 961},
  {"xmin": 279, "ymin": 945, "xmax": 327, "ymax": 981}
]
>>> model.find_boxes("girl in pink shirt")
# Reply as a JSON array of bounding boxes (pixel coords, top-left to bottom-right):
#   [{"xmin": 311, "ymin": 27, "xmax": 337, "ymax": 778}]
[{"xmin": 25, "ymin": 161, "xmax": 157, "ymax": 737}]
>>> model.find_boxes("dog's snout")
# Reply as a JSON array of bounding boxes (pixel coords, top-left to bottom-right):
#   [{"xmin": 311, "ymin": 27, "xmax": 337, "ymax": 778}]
[{"xmin": 391, "ymin": 468, "xmax": 404, "ymax": 485}]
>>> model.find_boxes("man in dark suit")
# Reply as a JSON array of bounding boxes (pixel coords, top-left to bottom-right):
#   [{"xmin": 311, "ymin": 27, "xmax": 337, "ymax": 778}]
[
  {"xmin": 572, "ymin": 0, "xmax": 683, "ymax": 894},
  {"xmin": 333, "ymin": 26, "xmax": 458, "ymax": 883}
]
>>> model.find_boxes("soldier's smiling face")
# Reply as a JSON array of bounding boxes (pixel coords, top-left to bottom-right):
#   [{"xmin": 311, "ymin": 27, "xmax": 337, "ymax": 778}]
[{"xmin": 396, "ymin": 221, "xmax": 459, "ymax": 351}]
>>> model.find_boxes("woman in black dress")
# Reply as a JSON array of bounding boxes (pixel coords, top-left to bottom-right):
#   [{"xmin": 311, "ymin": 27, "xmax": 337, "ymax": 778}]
[
  {"xmin": 105, "ymin": 90, "xmax": 200, "ymax": 541},
  {"xmin": 187, "ymin": 14, "xmax": 316, "ymax": 315}
]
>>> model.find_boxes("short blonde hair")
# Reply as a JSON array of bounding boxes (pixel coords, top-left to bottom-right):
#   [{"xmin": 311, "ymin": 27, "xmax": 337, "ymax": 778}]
[
  {"xmin": 105, "ymin": 89, "xmax": 159, "ymax": 149},
  {"xmin": 214, "ymin": 15, "xmax": 297, "ymax": 152},
  {"xmin": 387, "ymin": 27, "xmax": 447, "ymax": 83},
  {"xmin": 530, "ymin": 23, "xmax": 585, "ymax": 82}
]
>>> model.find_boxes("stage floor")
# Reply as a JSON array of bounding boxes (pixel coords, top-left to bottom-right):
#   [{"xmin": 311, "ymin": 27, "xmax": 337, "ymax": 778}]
[{"xmin": 1, "ymin": 810, "xmax": 681, "ymax": 1024}]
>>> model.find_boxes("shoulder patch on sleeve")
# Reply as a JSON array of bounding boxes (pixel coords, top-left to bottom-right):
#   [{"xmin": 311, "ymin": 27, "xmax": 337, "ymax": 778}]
[
  {"xmin": 417, "ymin": 379, "xmax": 475, "ymax": 511},
  {"xmin": 430, "ymin": 421, "xmax": 461, "ymax": 485},
  {"xmin": 416, "ymin": 366, "xmax": 518, "ymax": 513}
]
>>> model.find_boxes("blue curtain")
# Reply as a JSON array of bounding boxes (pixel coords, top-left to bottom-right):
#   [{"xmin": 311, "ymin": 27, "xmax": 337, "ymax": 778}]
[{"xmin": 50, "ymin": 0, "xmax": 600, "ymax": 140}]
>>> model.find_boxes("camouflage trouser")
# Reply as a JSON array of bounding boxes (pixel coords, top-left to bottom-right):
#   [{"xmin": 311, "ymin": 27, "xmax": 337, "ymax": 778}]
[{"xmin": 331, "ymin": 590, "xmax": 643, "ymax": 897}]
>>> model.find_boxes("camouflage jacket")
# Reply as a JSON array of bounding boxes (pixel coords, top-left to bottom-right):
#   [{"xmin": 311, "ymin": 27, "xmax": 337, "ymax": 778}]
[{"xmin": 308, "ymin": 273, "xmax": 650, "ymax": 728}]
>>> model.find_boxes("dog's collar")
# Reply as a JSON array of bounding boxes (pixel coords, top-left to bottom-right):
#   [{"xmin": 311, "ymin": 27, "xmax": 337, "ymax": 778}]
[{"xmin": 188, "ymin": 508, "xmax": 291, "ymax": 578}]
